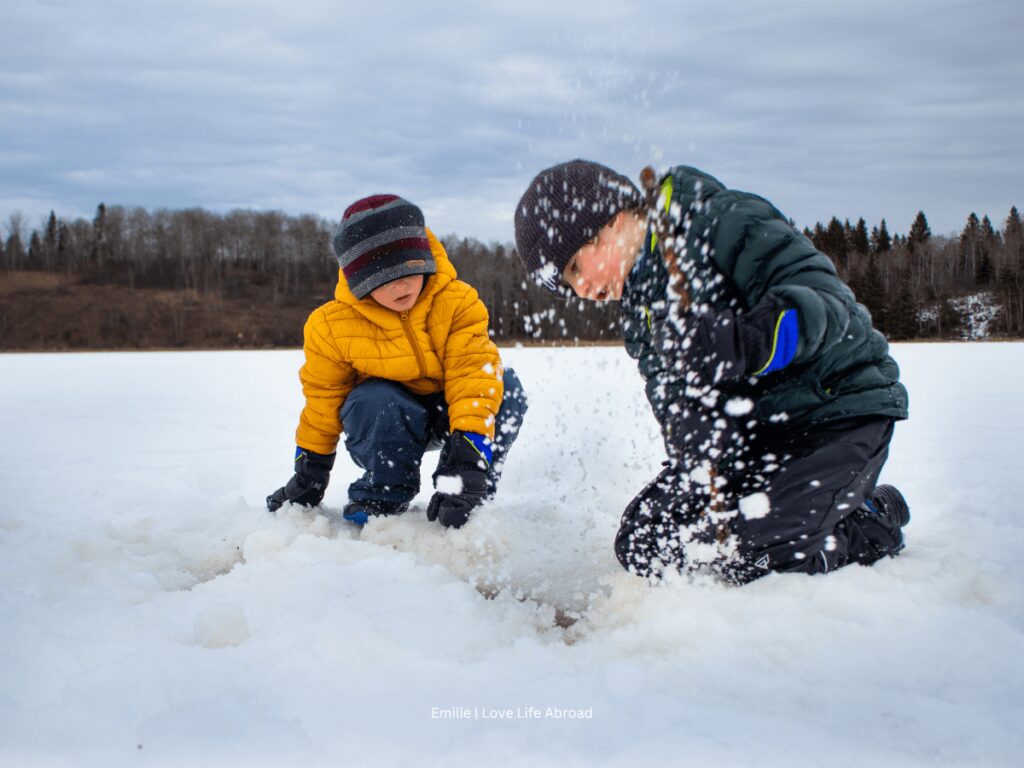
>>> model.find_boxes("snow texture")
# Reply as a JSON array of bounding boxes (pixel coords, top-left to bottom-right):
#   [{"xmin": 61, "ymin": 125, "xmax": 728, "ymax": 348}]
[
  {"xmin": 2, "ymin": 344, "xmax": 1023, "ymax": 766},
  {"xmin": 951, "ymin": 291, "xmax": 1001, "ymax": 339}
]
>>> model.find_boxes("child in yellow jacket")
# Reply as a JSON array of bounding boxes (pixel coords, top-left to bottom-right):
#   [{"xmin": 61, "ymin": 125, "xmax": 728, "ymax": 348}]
[{"xmin": 267, "ymin": 194, "xmax": 527, "ymax": 527}]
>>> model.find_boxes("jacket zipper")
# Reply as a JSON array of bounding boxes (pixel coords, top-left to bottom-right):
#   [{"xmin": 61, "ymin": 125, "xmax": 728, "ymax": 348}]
[{"xmin": 399, "ymin": 312, "xmax": 428, "ymax": 379}]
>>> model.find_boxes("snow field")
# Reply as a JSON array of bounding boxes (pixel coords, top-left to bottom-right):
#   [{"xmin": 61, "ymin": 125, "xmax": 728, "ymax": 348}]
[{"xmin": 1, "ymin": 344, "xmax": 1023, "ymax": 766}]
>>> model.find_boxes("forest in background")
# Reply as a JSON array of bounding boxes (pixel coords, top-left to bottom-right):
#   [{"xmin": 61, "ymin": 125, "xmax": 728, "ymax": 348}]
[{"xmin": 1, "ymin": 202, "xmax": 1022, "ymax": 350}]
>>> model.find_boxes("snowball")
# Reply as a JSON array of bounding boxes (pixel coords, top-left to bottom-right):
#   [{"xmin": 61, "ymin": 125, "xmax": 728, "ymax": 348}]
[{"xmin": 739, "ymin": 492, "xmax": 771, "ymax": 520}]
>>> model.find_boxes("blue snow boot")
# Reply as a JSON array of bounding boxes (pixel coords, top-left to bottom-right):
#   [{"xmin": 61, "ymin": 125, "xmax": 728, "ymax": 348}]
[{"xmin": 342, "ymin": 500, "xmax": 409, "ymax": 526}]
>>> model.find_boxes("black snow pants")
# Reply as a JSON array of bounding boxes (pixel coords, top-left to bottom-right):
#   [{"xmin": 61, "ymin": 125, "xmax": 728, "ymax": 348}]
[{"xmin": 614, "ymin": 417, "xmax": 901, "ymax": 584}]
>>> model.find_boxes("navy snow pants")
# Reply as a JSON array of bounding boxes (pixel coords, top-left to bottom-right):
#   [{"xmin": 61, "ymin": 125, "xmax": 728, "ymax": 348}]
[
  {"xmin": 340, "ymin": 368, "xmax": 527, "ymax": 507},
  {"xmin": 615, "ymin": 417, "xmax": 901, "ymax": 583}
]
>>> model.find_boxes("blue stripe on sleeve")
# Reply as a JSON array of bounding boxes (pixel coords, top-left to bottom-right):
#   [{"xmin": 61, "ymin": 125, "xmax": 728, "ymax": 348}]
[
  {"xmin": 462, "ymin": 432, "xmax": 493, "ymax": 465},
  {"xmin": 758, "ymin": 309, "xmax": 799, "ymax": 376}
]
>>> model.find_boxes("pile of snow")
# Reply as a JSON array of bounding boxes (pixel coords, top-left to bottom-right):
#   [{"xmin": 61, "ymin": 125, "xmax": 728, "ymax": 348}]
[{"xmin": 2, "ymin": 344, "xmax": 1023, "ymax": 766}]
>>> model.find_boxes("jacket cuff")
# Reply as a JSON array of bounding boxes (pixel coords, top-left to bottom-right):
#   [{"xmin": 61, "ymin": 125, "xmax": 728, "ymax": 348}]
[
  {"xmin": 294, "ymin": 446, "xmax": 337, "ymax": 468},
  {"xmin": 457, "ymin": 431, "xmax": 493, "ymax": 466},
  {"xmin": 741, "ymin": 301, "xmax": 800, "ymax": 377}
]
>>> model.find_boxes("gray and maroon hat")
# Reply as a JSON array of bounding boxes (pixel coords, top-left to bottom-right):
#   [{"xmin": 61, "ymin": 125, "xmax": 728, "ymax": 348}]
[{"xmin": 333, "ymin": 194, "xmax": 436, "ymax": 299}]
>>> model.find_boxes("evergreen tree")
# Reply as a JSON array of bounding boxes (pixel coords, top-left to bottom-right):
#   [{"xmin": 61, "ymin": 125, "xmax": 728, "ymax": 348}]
[
  {"xmin": 981, "ymin": 214, "xmax": 999, "ymax": 246},
  {"xmin": 1006, "ymin": 206, "xmax": 1023, "ymax": 250},
  {"xmin": 852, "ymin": 217, "xmax": 869, "ymax": 255},
  {"xmin": 824, "ymin": 217, "xmax": 849, "ymax": 275},
  {"xmin": 44, "ymin": 211, "xmax": 59, "ymax": 270},
  {"xmin": 888, "ymin": 267, "xmax": 919, "ymax": 339},
  {"xmin": 975, "ymin": 250, "xmax": 992, "ymax": 285},
  {"xmin": 959, "ymin": 212, "xmax": 980, "ymax": 280},
  {"xmin": 57, "ymin": 222, "xmax": 72, "ymax": 276},
  {"xmin": 977, "ymin": 215, "xmax": 996, "ymax": 286},
  {"xmin": 872, "ymin": 219, "xmax": 892, "ymax": 253},
  {"xmin": 825, "ymin": 217, "xmax": 847, "ymax": 255},
  {"xmin": 811, "ymin": 222, "xmax": 826, "ymax": 252},
  {"xmin": 858, "ymin": 254, "xmax": 887, "ymax": 332},
  {"xmin": 907, "ymin": 211, "xmax": 931, "ymax": 255},
  {"xmin": 844, "ymin": 218, "xmax": 855, "ymax": 246},
  {"xmin": 1004, "ymin": 207, "xmax": 1024, "ymax": 332}
]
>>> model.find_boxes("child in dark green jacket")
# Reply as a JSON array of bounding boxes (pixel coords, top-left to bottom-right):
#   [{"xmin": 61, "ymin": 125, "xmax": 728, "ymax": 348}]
[{"xmin": 515, "ymin": 160, "xmax": 910, "ymax": 584}]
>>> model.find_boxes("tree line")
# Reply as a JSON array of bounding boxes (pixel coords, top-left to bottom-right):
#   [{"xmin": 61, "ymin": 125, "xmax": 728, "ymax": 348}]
[
  {"xmin": 2, "ymin": 202, "xmax": 1022, "ymax": 349},
  {"xmin": 803, "ymin": 209, "xmax": 1024, "ymax": 339}
]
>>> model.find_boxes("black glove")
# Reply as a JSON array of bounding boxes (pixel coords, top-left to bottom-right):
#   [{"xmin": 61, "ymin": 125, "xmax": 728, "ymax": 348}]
[
  {"xmin": 654, "ymin": 296, "xmax": 799, "ymax": 385},
  {"xmin": 426, "ymin": 430, "xmax": 491, "ymax": 528},
  {"xmin": 266, "ymin": 447, "xmax": 336, "ymax": 512}
]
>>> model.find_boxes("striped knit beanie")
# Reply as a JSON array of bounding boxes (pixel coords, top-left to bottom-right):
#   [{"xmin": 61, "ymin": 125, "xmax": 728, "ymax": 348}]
[
  {"xmin": 515, "ymin": 160, "xmax": 642, "ymax": 295},
  {"xmin": 333, "ymin": 194, "xmax": 436, "ymax": 300}
]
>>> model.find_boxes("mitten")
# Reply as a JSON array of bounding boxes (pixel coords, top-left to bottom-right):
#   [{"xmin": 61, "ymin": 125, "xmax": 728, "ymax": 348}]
[
  {"xmin": 266, "ymin": 447, "xmax": 336, "ymax": 512},
  {"xmin": 426, "ymin": 431, "xmax": 491, "ymax": 528}
]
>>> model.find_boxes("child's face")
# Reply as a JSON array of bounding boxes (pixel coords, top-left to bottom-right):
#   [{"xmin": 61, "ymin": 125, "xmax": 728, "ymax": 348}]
[
  {"xmin": 561, "ymin": 212, "xmax": 643, "ymax": 301},
  {"xmin": 370, "ymin": 274, "xmax": 425, "ymax": 312}
]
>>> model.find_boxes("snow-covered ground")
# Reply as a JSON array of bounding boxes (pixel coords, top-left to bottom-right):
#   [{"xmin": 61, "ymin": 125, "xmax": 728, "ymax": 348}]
[{"xmin": 2, "ymin": 343, "xmax": 1022, "ymax": 767}]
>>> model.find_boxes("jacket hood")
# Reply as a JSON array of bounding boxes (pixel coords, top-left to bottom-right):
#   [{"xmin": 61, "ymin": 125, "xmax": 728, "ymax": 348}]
[{"xmin": 663, "ymin": 165, "xmax": 727, "ymax": 205}]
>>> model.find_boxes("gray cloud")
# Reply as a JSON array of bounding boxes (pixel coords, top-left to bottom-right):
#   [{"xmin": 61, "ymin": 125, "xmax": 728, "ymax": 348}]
[{"xmin": 2, "ymin": 0, "xmax": 1021, "ymax": 241}]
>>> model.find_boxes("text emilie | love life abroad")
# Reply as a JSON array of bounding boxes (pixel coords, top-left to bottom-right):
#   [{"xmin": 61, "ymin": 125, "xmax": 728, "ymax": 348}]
[{"xmin": 431, "ymin": 706, "xmax": 593, "ymax": 721}]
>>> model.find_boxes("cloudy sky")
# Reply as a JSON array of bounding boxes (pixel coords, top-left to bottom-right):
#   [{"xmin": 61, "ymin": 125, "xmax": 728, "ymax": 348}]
[{"xmin": 2, "ymin": 0, "xmax": 1021, "ymax": 242}]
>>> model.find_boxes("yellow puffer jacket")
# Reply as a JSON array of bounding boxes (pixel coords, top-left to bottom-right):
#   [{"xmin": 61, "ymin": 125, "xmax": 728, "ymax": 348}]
[{"xmin": 295, "ymin": 229, "xmax": 504, "ymax": 455}]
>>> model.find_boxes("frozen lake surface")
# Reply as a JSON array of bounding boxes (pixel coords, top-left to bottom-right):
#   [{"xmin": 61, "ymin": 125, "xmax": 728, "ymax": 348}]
[{"xmin": 2, "ymin": 343, "xmax": 1022, "ymax": 766}]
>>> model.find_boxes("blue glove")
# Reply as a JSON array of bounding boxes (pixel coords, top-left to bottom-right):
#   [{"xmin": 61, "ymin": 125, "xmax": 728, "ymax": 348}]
[
  {"xmin": 266, "ymin": 447, "xmax": 335, "ymax": 512},
  {"xmin": 426, "ymin": 431, "xmax": 492, "ymax": 528}
]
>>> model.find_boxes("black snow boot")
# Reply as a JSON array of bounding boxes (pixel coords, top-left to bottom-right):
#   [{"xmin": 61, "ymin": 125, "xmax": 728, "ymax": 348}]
[
  {"xmin": 867, "ymin": 484, "xmax": 911, "ymax": 529},
  {"xmin": 845, "ymin": 484, "xmax": 911, "ymax": 564}
]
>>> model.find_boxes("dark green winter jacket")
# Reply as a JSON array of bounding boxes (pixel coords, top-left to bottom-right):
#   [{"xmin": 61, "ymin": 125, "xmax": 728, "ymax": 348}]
[{"xmin": 620, "ymin": 165, "xmax": 908, "ymax": 434}]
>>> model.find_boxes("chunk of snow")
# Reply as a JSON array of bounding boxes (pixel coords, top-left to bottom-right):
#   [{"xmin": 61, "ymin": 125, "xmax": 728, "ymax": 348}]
[
  {"xmin": 739, "ymin": 492, "xmax": 771, "ymax": 520},
  {"xmin": 435, "ymin": 474, "xmax": 464, "ymax": 495},
  {"xmin": 725, "ymin": 397, "xmax": 754, "ymax": 416}
]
